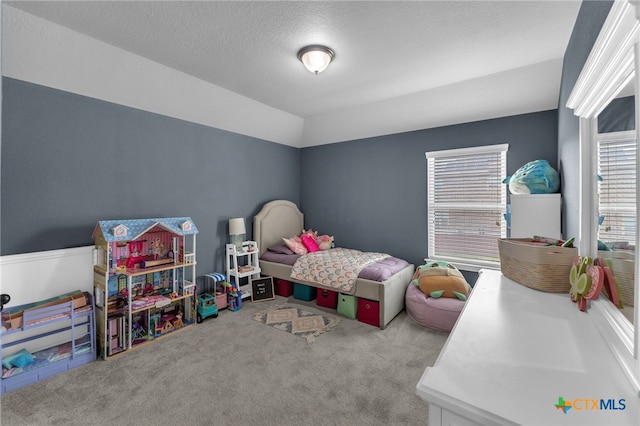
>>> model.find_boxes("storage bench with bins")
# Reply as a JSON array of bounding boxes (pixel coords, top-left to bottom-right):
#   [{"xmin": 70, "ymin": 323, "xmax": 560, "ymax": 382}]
[{"xmin": 283, "ymin": 281, "xmax": 381, "ymax": 328}]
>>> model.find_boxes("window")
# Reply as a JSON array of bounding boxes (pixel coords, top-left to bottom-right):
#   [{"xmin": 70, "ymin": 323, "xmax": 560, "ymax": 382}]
[
  {"xmin": 597, "ymin": 130, "xmax": 636, "ymax": 248},
  {"xmin": 426, "ymin": 144, "xmax": 508, "ymax": 271}
]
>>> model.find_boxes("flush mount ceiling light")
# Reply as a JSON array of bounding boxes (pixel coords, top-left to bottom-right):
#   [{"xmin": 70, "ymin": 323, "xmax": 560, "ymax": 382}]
[{"xmin": 297, "ymin": 45, "xmax": 334, "ymax": 75}]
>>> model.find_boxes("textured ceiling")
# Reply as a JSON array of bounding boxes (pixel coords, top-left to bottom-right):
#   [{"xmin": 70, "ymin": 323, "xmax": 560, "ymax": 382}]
[{"xmin": 5, "ymin": 0, "xmax": 583, "ymax": 140}]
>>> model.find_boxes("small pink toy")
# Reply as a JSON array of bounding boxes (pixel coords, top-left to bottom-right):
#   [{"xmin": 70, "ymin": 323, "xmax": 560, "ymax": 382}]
[{"xmin": 126, "ymin": 240, "xmax": 145, "ymax": 268}]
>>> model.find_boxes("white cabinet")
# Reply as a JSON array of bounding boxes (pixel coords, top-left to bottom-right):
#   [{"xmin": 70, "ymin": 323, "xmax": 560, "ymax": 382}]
[
  {"xmin": 416, "ymin": 269, "xmax": 639, "ymax": 425},
  {"xmin": 510, "ymin": 193, "xmax": 561, "ymax": 239},
  {"xmin": 226, "ymin": 241, "xmax": 261, "ymax": 300}
]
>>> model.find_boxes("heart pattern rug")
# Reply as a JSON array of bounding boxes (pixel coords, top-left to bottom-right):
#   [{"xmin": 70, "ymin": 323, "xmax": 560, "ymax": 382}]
[{"xmin": 253, "ymin": 305, "xmax": 340, "ymax": 343}]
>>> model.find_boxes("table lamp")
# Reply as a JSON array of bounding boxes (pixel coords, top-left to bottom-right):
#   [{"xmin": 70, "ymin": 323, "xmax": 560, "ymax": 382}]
[{"xmin": 229, "ymin": 217, "xmax": 246, "ymax": 252}]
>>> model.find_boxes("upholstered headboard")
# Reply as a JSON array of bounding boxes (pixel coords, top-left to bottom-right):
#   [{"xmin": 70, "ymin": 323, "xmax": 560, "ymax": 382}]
[{"xmin": 253, "ymin": 200, "xmax": 304, "ymax": 257}]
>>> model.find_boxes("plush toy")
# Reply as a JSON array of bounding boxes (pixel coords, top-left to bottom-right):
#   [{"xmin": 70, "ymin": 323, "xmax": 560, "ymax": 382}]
[
  {"xmin": 317, "ymin": 234, "xmax": 334, "ymax": 250},
  {"xmin": 412, "ymin": 261, "xmax": 471, "ymax": 301},
  {"xmin": 301, "ymin": 229, "xmax": 318, "ymax": 239},
  {"xmin": 502, "ymin": 159, "xmax": 560, "ymax": 194}
]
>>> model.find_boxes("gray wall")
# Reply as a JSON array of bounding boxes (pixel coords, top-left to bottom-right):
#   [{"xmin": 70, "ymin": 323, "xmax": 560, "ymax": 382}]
[
  {"xmin": 1, "ymin": 77, "xmax": 300, "ymax": 275},
  {"xmin": 300, "ymin": 110, "xmax": 559, "ymax": 278},
  {"xmin": 558, "ymin": 0, "xmax": 614, "ymax": 241},
  {"xmin": 0, "ymin": 0, "xmax": 615, "ymax": 286}
]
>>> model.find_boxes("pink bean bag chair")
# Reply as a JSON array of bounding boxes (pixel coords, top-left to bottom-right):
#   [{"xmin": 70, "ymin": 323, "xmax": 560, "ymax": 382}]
[{"xmin": 405, "ymin": 283, "xmax": 466, "ymax": 332}]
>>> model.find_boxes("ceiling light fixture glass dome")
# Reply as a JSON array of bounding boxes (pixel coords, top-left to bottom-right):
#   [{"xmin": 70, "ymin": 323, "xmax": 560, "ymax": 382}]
[{"xmin": 297, "ymin": 45, "xmax": 334, "ymax": 75}]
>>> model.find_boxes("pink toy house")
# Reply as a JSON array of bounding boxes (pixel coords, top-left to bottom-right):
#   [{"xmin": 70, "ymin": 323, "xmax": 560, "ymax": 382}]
[{"xmin": 92, "ymin": 217, "xmax": 198, "ymax": 359}]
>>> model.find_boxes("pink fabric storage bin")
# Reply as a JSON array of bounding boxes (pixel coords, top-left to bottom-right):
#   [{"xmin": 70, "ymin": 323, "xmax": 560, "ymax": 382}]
[
  {"xmin": 316, "ymin": 288, "xmax": 338, "ymax": 309},
  {"xmin": 357, "ymin": 298, "xmax": 380, "ymax": 327},
  {"xmin": 275, "ymin": 279, "xmax": 294, "ymax": 297},
  {"xmin": 405, "ymin": 284, "xmax": 465, "ymax": 332}
]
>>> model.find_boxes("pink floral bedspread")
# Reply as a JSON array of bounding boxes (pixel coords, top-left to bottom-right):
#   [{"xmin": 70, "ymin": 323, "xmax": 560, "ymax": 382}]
[{"xmin": 290, "ymin": 248, "xmax": 389, "ymax": 294}]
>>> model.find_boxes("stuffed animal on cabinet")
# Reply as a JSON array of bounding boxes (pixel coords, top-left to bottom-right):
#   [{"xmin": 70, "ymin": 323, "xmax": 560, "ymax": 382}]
[{"xmin": 502, "ymin": 159, "xmax": 560, "ymax": 194}]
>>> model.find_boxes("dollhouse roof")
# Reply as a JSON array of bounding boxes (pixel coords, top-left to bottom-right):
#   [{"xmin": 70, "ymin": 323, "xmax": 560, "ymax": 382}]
[{"xmin": 92, "ymin": 217, "xmax": 198, "ymax": 242}]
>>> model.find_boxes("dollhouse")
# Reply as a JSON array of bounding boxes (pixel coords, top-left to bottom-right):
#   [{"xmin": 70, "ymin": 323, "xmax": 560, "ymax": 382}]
[{"xmin": 92, "ymin": 217, "xmax": 198, "ymax": 360}]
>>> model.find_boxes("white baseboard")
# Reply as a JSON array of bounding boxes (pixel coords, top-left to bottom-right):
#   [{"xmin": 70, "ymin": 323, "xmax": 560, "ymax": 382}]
[{"xmin": 0, "ymin": 246, "xmax": 94, "ymax": 308}]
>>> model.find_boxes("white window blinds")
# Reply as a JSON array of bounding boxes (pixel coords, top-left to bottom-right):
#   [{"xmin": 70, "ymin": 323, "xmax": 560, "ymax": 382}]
[
  {"xmin": 426, "ymin": 144, "xmax": 508, "ymax": 270},
  {"xmin": 597, "ymin": 131, "xmax": 637, "ymax": 247}
]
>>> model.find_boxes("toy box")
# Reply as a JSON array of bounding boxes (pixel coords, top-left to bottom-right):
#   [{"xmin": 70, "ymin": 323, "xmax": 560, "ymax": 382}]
[
  {"xmin": 275, "ymin": 279, "xmax": 294, "ymax": 297},
  {"xmin": 293, "ymin": 283, "xmax": 316, "ymax": 301},
  {"xmin": 357, "ymin": 298, "xmax": 380, "ymax": 327},
  {"xmin": 337, "ymin": 293, "xmax": 357, "ymax": 319},
  {"xmin": 316, "ymin": 288, "xmax": 338, "ymax": 309}
]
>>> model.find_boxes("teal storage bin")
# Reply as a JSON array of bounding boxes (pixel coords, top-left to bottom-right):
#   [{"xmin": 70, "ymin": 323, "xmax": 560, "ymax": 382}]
[
  {"xmin": 337, "ymin": 293, "xmax": 358, "ymax": 319},
  {"xmin": 293, "ymin": 283, "xmax": 316, "ymax": 301}
]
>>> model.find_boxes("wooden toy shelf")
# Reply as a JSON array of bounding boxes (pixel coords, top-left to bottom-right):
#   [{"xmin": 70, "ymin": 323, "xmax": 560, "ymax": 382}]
[
  {"xmin": 130, "ymin": 294, "xmax": 192, "ymax": 314},
  {"xmin": 105, "ymin": 293, "xmax": 192, "ymax": 357},
  {"xmin": 123, "ymin": 260, "xmax": 195, "ymax": 277},
  {"xmin": 226, "ymin": 241, "xmax": 261, "ymax": 300},
  {"xmin": 95, "ymin": 259, "xmax": 196, "ymax": 278}
]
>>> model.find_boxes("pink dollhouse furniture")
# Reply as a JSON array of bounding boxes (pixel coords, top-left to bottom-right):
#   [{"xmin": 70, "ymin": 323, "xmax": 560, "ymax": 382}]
[{"xmin": 405, "ymin": 284, "xmax": 466, "ymax": 332}]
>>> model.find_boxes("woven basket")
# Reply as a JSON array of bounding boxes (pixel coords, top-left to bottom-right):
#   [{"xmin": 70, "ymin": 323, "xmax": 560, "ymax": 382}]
[{"xmin": 498, "ymin": 238, "xmax": 577, "ymax": 293}]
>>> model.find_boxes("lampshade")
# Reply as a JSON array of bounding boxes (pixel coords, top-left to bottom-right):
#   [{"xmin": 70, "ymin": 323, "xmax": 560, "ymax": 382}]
[
  {"xmin": 229, "ymin": 218, "xmax": 246, "ymax": 236},
  {"xmin": 297, "ymin": 45, "xmax": 334, "ymax": 75}
]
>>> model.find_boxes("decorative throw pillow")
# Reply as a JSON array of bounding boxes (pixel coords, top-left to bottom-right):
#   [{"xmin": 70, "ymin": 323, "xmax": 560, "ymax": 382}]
[
  {"xmin": 2, "ymin": 348, "xmax": 34, "ymax": 369},
  {"xmin": 301, "ymin": 228, "xmax": 318, "ymax": 240},
  {"xmin": 301, "ymin": 235, "xmax": 320, "ymax": 252},
  {"xmin": 267, "ymin": 244, "xmax": 295, "ymax": 255},
  {"xmin": 11, "ymin": 351, "xmax": 35, "ymax": 368},
  {"xmin": 283, "ymin": 236, "xmax": 307, "ymax": 255}
]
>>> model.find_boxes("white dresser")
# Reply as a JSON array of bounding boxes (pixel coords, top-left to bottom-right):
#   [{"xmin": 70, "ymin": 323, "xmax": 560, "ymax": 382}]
[{"xmin": 417, "ymin": 269, "xmax": 639, "ymax": 425}]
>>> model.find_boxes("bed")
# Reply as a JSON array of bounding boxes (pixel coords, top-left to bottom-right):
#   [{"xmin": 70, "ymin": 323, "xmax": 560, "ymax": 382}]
[{"xmin": 253, "ymin": 200, "xmax": 415, "ymax": 329}]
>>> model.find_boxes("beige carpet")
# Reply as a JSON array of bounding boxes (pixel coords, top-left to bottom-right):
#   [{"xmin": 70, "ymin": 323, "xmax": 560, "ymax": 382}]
[{"xmin": 0, "ymin": 295, "xmax": 448, "ymax": 425}]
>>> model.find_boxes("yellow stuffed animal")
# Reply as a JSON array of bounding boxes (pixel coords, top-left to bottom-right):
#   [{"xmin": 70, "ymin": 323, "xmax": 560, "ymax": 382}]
[{"xmin": 412, "ymin": 261, "xmax": 471, "ymax": 301}]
